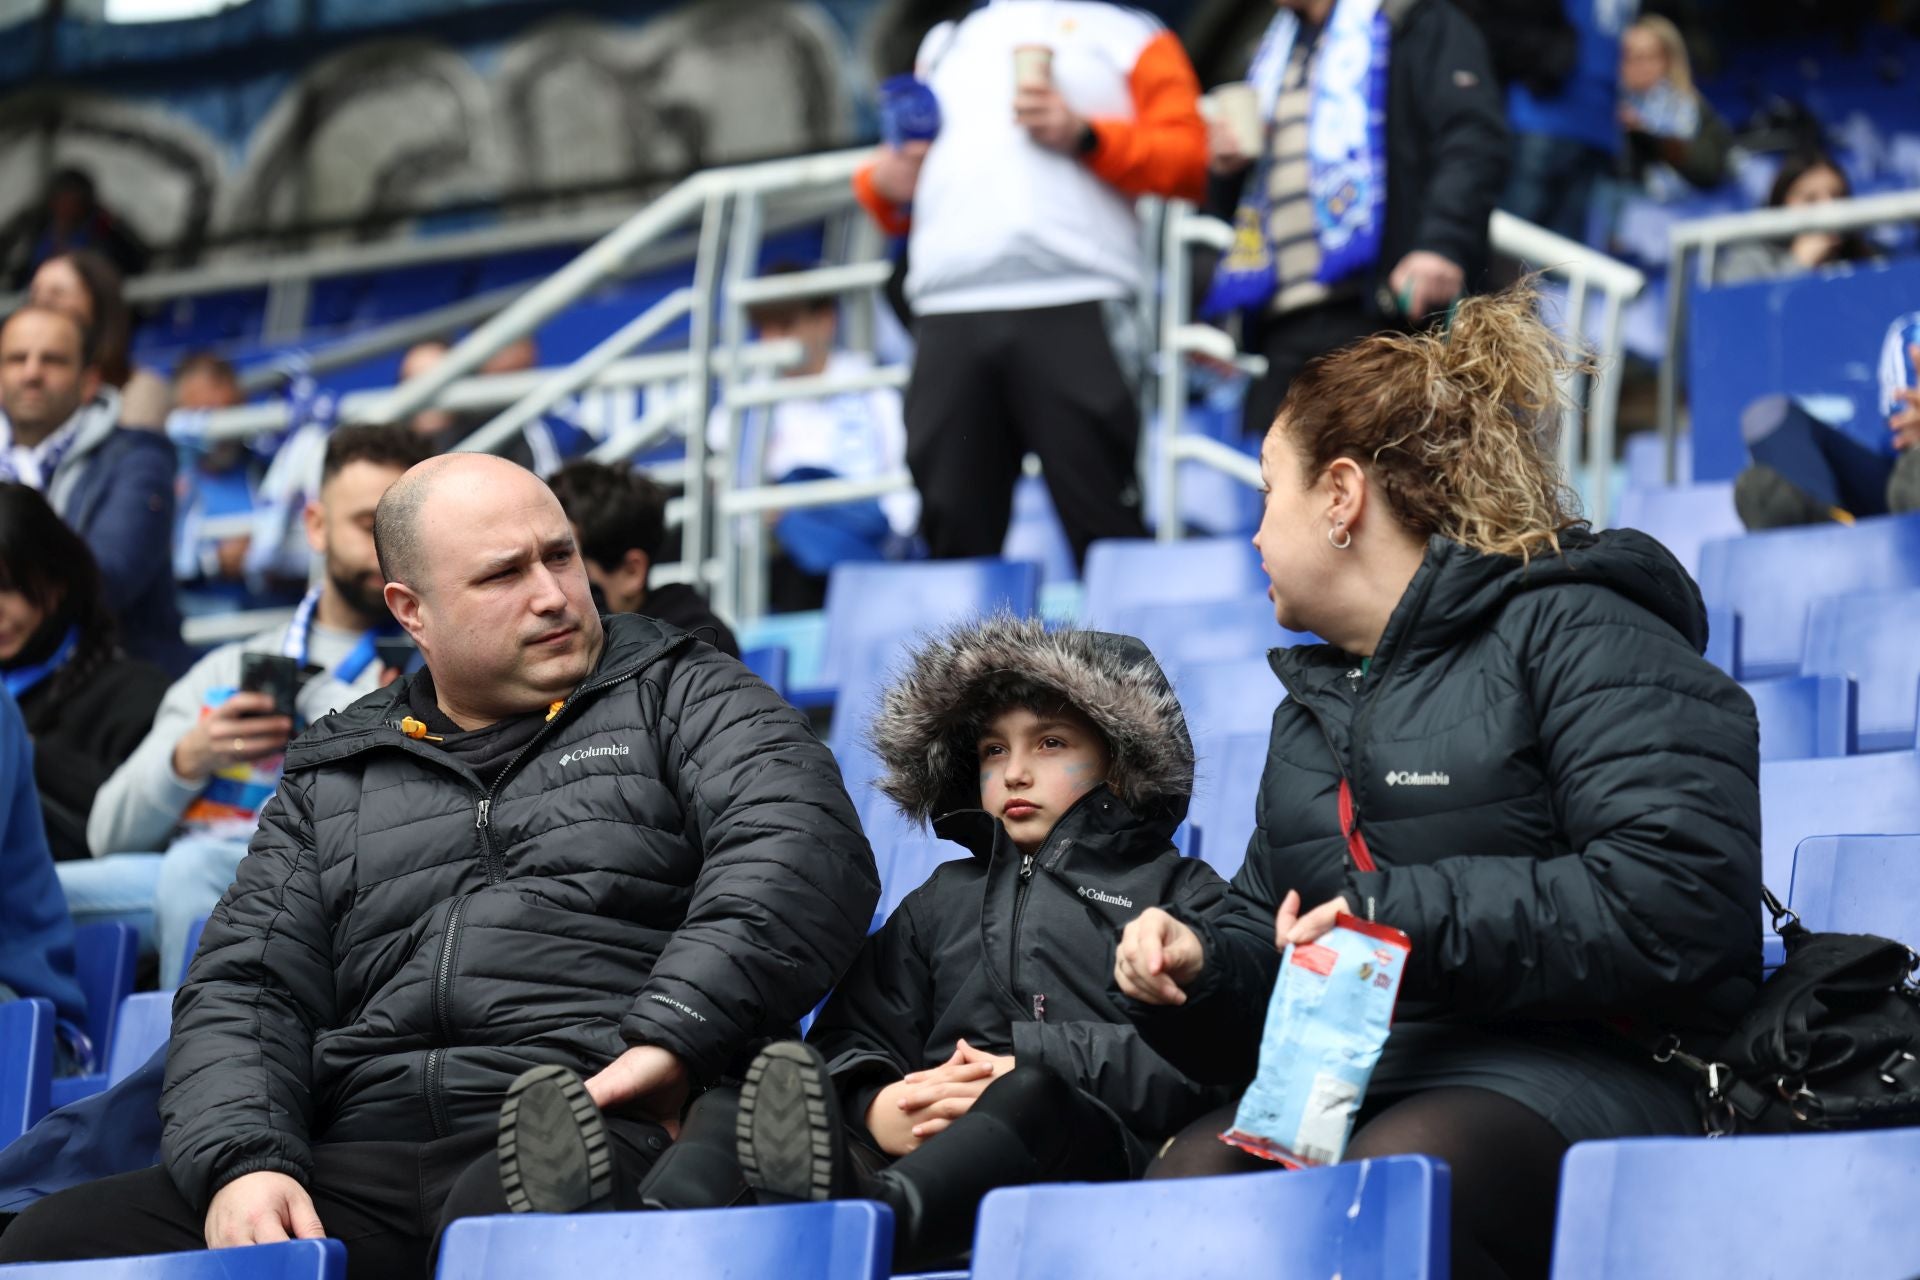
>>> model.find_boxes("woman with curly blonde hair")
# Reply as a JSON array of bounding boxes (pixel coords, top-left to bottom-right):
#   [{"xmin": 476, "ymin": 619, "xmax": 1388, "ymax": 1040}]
[{"xmin": 1114, "ymin": 286, "xmax": 1761, "ymax": 1280}]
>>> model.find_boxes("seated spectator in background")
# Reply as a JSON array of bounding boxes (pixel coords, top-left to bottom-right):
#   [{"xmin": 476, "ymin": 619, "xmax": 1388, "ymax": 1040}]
[
  {"xmin": 548, "ymin": 460, "xmax": 740, "ymax": 657},
  {"xmin": 61, "ymin": 426, "xmax": 429, "ymax": 986},
  {"xmin": 1734, "ymin": 313, "xmax": 1920, "ymax": 529},
  {"xmin": 1717, "ymin": 150, "xmax": 1879, "ymax": 284},
  {"xmin": 0, "ymin": 484, "xmax": 168, "ymax": 861},
  {"xmin": 0, "ymin": 452, "xmax": 877, "ymax": 1276},
  {"xmin": 1204, "ymin": 0, "xmax": 1508, "ymax": 436},
  {"xmin": 0, "ymin": 306, "xmax": 182, "ymax": 673},
  {"xmin": 170, "ymin": 353, "xmax": 258, "ymax": 589},
  {"xmin": 0, "ymin": 687, "xmax": 90, "ymax": 1073},
  {"xmin": 29, "ymin": 249, "xmax": 170, "ymax": 430},
  {"xmin": 729, "ymin": 619, "xmax": 1228, "ymax": 1269},
  {"xmin": 400, "ymin": 339, "xmax": 461, "ymax": 446},
  {"xmin": 400, "ymin": 335, "xmax": 584, "ymax": 473},
  {"xmin": 710, "ymin": 264, "xmax": 917, "ymax": 611},
  {"xmin": 1617, "ymin": 15, "xmax": 1732, "ymax": 197},
  {"xmin": 1, "ymin": 168, "xmax": 149, "ymax": 291},
  {"xmin": 1500, "ymin": 0, "xmax": 1627, "ymax": 242}
]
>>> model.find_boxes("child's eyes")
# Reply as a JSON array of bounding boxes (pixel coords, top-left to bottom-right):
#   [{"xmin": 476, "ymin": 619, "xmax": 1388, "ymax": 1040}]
[
  {"xmin": 980, "ymin": 744, "xmax": 1006, "ymax": 760},
  {"xmin": 1040, "ymin": 736, "xmax": 1067, "ymax": 750}
]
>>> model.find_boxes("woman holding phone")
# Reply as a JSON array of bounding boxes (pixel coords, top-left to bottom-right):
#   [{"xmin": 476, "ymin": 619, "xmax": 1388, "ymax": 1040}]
[
  {"xmin": 1113, "ymin": 287, "xmax": 1760, "ymax": 1280},
  {"xmin": 0, "ymin": 483, "xmax": 167, "ymax": 859}
]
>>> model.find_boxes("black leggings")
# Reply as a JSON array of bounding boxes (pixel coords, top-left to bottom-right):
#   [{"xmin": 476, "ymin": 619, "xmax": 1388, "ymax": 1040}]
[{"xmin": 1148, "ymin": 1088, "xmax": 1568, "ymax": 1280}]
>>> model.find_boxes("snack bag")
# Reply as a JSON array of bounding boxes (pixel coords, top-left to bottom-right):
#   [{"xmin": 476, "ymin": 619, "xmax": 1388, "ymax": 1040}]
[{"xmin": 1222, "ymin": 914, "xmax": 1412, "ymax": 1167}]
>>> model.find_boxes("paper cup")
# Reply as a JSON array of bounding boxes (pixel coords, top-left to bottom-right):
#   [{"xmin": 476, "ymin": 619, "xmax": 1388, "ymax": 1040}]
[
  {"xmin": 1013, "ymin": 44, "xmax": 1054, "ymax": 90},
  {"xmin": 1210, "ymin": 82, "xmax": 1262, "ymax": 156}
]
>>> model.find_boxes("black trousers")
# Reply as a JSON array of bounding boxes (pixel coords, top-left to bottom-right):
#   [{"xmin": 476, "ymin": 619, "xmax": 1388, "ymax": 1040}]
[
  {"xmin": 0, "ymin": 1112, "xmax": 690, "ymax": 1280},
  {"xmin": 906, "ymin": 301, "xmax": 1147, "ymax": 566},
  {"xmin": 1240, "ymin": 299, "xmax": 1384, "ymax": 441}
]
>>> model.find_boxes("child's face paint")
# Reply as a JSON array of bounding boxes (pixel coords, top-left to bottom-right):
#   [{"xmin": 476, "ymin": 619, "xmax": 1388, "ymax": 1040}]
[{"xmin": 976, "ymin": 706, "xmax": 1112, "ymax": 854}]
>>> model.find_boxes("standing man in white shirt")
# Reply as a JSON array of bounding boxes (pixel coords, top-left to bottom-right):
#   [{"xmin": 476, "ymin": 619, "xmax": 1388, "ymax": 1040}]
[{"xmin": 853, "ymin": 0, "xmax": 1209, "ymax": 565}]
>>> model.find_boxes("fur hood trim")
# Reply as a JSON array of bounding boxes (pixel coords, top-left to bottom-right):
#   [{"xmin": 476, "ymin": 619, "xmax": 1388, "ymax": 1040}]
[{"xmin": 867, "ymin": 615, "xmax": 1194, "ymax": 825}]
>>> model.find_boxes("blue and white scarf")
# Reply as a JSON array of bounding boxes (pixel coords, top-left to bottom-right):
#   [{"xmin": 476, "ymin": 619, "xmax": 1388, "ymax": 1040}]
[{"xmin": 1203, "ymin": 0, "xmax": 1391, "ymax": 317}]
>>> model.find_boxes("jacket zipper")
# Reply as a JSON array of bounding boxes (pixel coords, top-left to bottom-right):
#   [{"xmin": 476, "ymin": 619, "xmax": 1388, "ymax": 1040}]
[{"xmin": 1004, "ymin": 787, "xmax": 1105, "ymax": 1007}]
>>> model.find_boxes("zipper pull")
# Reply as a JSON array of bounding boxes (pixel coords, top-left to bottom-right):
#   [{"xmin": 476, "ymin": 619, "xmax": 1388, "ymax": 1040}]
[
  {"xmin": 1020, "ymin": 853, "xmax": 1034, "ymax": 881},
  {"xmin": 1032, "ymin": 993, "xmax": 1047, "ymax": 1022},
  {"xmin": 1346, "ymin": 666, "xmax": 1363, "ymax": 692},
  {"xmin": 475, "ymin": 799, "xmax": 491, "ymax": 830}
]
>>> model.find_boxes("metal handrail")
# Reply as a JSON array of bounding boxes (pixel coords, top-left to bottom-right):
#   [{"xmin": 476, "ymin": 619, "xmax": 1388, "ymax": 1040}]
[{"xmin": 1657, "ymin": 188, "xmax": 1920, "ymax": 478}]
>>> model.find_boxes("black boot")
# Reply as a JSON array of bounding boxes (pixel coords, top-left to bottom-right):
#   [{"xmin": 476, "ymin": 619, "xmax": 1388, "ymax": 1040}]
[{"xmin": 497, "ymin": 1064, "xmax": 614, "ymax": 1214}]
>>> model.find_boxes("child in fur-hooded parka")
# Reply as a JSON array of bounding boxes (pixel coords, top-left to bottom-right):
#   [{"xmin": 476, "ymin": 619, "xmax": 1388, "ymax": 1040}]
[{"xmin": 733, "ymin": 617, "xmax": 1230, "ymax": 1267}]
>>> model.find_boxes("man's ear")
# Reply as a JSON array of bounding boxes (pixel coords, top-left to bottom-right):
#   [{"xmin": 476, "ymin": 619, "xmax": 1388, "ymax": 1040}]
[
  {"xmin": 81, "ymin": 367, "xmax": 102, "ymax": 404},
  {"xmin": 302, "ymin": 499, "xmax": 326, "ymax": 555},
  {"xmin": 620, "ymin": 547, "xmax": 651, "ymax": 589},
  {"xmin": 384, "ymin": 582, "xmax": 426, "ymax": 644}
]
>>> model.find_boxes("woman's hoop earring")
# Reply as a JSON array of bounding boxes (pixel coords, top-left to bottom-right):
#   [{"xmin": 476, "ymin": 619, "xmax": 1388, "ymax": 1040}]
[{"xmin": 1328, "ymin": 524, "xmax": 1353, "ymax": 550}]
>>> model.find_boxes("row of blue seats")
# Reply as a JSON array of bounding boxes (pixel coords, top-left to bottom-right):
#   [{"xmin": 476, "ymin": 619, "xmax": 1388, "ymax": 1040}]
[{"xmin": 8, "ymin": 1120, "xmax": 1920, "ymax": 1279}]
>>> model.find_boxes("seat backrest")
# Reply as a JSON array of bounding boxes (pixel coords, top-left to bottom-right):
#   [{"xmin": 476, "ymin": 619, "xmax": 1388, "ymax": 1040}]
[
  {"xmin": 1697, "ymin": 514, "xmax": 1920, "ymax": 678},
  {"xmin": 1703, "ymin": 606, "xmax": 1739, "ymax": 677},
  {"xmin": 1175, "ymin": 656, "xmax": 1287, "ymax": 744},
  {"xmin": 740, "ymin": 645, "xmax": 791, "ymax": 701},
  {"xmin": 106, "ymin": 992, "xmax": 175, "ymax": 1086},
  {"xmin": 435, "ymin": 1202, "xmax": 891, "ymax": 1280},
  {"xmin": 1741, "ymin": 674, "xmax": 1857, "ymax": 760},
  {"xmin": 971, "ymin": 1159, "xmax": 1448, "ymax": 1280},
  {"xmin": 0, "ymin": 996, "xmax": 53, "ymax": 1149},
  {"xmin": 1080, "ymin": 538, "xmax": 1267, "ymax": 629},
  {"xmin": 1103, "ymin": 597, "xmax": 1312, "ymax": 675},
  {"xmin": 70, "ymin": 922, "xmax": 138, "ymax": 1061},
  {"xmin": 816, "ymin": 560, "xmax": 1040, "ymax": 694},
  {"xmin": 1759, "ymin": 751, "xmax": 1920, "ymax": 896},
  {"xmin": 1787, "ymin": 834, "xmax": 1920, "ymax": 940},
  {"xmin": 1803, "ymin": 587, "xmax": 1920, "ymax": 751},
  {"xmin": 0, "ymin": 1240, "xmax": 344, "ymax": 1279},
  {"xmin": 1612, "ymin": 481, "xmax": 1742, "ymax": 579},
  {"xmin": 1188, "ymin": 731, "xmax": 1272, "ymax": 880},
  {"xmin": 1551, "ymin": 1131, "xmax": 1920, "ymax": 1279},
  {"xmin": 180, "ymin": 917, "xmax": 209, "ymax": 988}
]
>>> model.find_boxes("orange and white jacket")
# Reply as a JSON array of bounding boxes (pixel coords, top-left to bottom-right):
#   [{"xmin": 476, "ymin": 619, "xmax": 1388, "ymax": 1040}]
[{"xmin": 854, "ymin": 0, "xmax": 1207, "ymax": 316}]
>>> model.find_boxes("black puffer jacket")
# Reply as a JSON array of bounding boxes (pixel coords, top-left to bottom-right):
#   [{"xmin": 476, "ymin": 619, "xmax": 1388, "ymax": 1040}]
[
  {"xmin": 161, "ymin": 614, "xmax": 878, "ymax": 1210},
  {"xmin": 1137, "ymin": 531, "xmax": 1762, "ymax": 1085},
  {"xmin": 809, "ymin": 619, "xmax": 1230, "ymax": 1155}
]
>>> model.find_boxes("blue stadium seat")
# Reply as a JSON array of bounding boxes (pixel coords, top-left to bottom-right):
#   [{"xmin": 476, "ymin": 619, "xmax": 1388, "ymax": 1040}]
[
  {"xmin": 1612, "ymin": 481, "xmax": 1741, "ymax": 579},
  {"xmin": 1174, "ymin": 656, "xmax": 1287, "ymax": 745},
  {"xmin": 970, "ymin": 1159, "xmax": 1449, "ymax": 1280},
  {"xmin": 0, "ymin": 996, "xmax": 53, "ymax": 1149},
  {"xmin": 741, "ymin": 645, "xmax": 790, "ymax": 702},
  {"xmin": 48, "ymin": 922, "xmax": 140, "ymax": 1109},
  {"xmin": 1803, "ymin": 588, "xmax": 1920, "ymax": 752},
  {"xmin": 1171, "ymin": 823, "xmax": 1198, "ymax": 859},
  {"xmin": 0, "ymin": 1241, "xmax": 344, "ymax": 1279},
  {"xmin": 1188, "ymin": 732, "xmax": 1271, "ymax": 880},
  {"xmin": 1622, "ymin": 432, "xmax": 1692, "ymax": 492},
  {"xmin": 181, "ymin": 916, "xmax": 208, "ymax": 986},
  {"xmin": 1551, "ymin": 1130, "xmax": 1920, "ymax": 1279},
  {"xmin": 1788, "ymin": 835, "xmax": 1920, "ymax": 940},
  {"xmin": 811, "ymin": 560, "xmax": 1041, "ymax": 701},
  {"xmin": 1080, "ymin": 538, "xmax": 1267, "ymax": 629},
  {"xmin": 106, "ymin": 992, "xmax": 175, "ymax": 1086},
  {"xmin": 1703, "ymin": 606, "xmax": 1738, "ymax": 677},
  {"xmin": 435, "ymin": 1202, "xmax": 892, "ymax": 1280},
  {"xmin": 1741, "ymin": 674, "xmax": 1857, "ymax": 759},
  {"xmin": 1101, "ymin": 596, "xmax": 1312, "ymax": 674},
  {"xmin": 1696, "ymin": 514, "xmax": 1920, "ymax": 678}
]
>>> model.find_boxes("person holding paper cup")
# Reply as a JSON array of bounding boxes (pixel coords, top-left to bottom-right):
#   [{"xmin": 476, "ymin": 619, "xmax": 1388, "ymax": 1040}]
[
  {"xmin": 1114, "ymin": 285, "xmax": 1760, "ymax": 1280},
  {"xmin": 1198, "ymin": 0, "xmax": 1509, "ymax": 442},
  {"xmin": 850, "ymin": 1, "xmax": 1208, "ymax": 566}
]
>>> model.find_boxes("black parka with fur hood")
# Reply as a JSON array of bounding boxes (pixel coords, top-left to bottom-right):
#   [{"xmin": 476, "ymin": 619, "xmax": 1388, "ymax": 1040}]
[{"xmin": 806, "ymin": 618, "xmax": 1230, "ymax": 1161}]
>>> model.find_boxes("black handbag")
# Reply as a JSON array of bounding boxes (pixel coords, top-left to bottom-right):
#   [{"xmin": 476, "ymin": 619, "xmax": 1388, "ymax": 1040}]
[{"xmin": 1653, "ymin": 887, "xmax": 1920, "ymax": 1135}]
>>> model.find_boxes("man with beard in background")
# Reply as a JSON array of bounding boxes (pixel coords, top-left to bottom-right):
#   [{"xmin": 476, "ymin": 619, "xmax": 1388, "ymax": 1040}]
[{"xmin": 59, "ymin": 425, "xmax": 432, "ymax": 986}]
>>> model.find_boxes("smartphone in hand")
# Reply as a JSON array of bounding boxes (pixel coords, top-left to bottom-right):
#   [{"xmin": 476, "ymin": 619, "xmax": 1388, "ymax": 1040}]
[{"xmin": 238, "ymin": 652, "xmax": 301, "ymax": 719}]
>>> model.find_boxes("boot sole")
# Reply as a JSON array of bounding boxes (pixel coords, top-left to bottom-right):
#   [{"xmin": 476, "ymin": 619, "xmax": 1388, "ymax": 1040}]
[
  {"xmin": 498, "ymin": 1064, "xmax": 613, "ymax": 1214},
  {"xmin": 736, "ymin": 1042, "xmax": 839, "ymax": 1202}
]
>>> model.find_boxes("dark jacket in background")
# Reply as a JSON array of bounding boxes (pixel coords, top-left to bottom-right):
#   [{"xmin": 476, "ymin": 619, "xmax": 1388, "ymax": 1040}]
[
  {"xmin": 1206, "ymin": 0, "xmax": 1511, "ymax": 320},
  {"xmin": 1625, "ymin": 99, "xmax": 1735, "ymax": 192},
  {"xmin": 16, "ymin": 654, "xmax": 168, "ymax": 861},
  {"xmin": 1134, "ymin": 530, "xmax": 1762, "ymax": 1088},
  {"xmin": 642, "ymin": 584, "xmax": 740, "ymax": 659},
  {"xmin": 0, "ymin": 688, "xmax": 87, "ymax": 1028},
  {"xmin": 811, "ymin": 621, "xmax": 1231, "ymax": 1163},
  {"xmin": 161, "ymin": 614, "xmax": 877, "ymax": 1212}
]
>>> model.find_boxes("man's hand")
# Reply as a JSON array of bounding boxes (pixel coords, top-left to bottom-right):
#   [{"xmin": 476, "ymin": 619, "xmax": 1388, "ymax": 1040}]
[
  {"xmin": 204, "ymin": 1171, "xmax": 325, "ymax": 1249},
  {"xmin": 1015, "ymin": 85, "xmax": 1086, "ymax": 155},
  {"xmin": 1114, "ymin": 907, "xmax": 1205, "ymax": 1005},
  {"xmin": 1388, "ymin": 251, "xmax": 1465, "ymax": 322},
  {"xmin": 870, "ymin": 142, "xmax": 930, "ymax": 205},
  {"xmin": 1274, "ymin": 889, "xmax": 1352, "ymax": 949},
  {"xmin": 172, "ymin": 691, "xmax": 294, "ymax": 784},
  {"xmin": 1891, "ymin": 343, "xmax": 1920, "ymax": 452},
  {"xmin": 1206, "ymin": 116, "xmax": 1255, "ymax": 176},
  {"xmin": 585, "ymin": 1045, "xmax": 691, "ymax": 1139}
]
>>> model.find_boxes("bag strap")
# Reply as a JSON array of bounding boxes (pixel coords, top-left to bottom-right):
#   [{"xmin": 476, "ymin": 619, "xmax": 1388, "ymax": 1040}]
[{"xmin": 1762, "ymin": 882, "xmax": 1802, "ymax": 936}]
